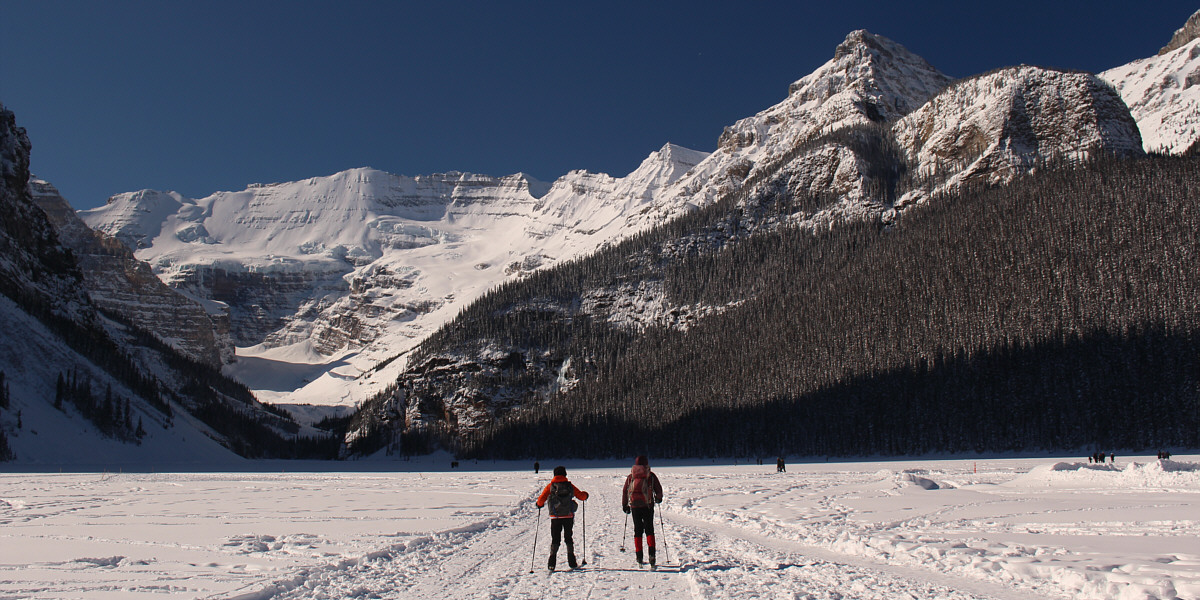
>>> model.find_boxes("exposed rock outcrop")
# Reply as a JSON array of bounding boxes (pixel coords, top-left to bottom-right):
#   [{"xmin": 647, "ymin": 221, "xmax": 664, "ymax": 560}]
[
  {"xmin": 1159, "ymin": 9, "xmax": 1200, "ymax": 55},
  {"xmin": 0, "ymin": 104, "xmax": 88, "ymax": 321},
  {"xmin": 893, "ymin": 66, "xmax": 1144, "ymax": 203},
  {"xmin": 30, "ymin": 179, "xmax": 232, "ymax": 366}
]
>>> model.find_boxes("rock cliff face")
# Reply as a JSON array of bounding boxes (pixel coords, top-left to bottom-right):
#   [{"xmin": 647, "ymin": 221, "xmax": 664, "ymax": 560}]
[
  {"xmin": 30, "ymin": 180, "xmax": 232, "ymax": 366},
  {"xmin": 1101, "ymin": 10, "xmax": 1200, "ymax": 155},
  {"xmin": 893, "ymin": 66, "xmax": 1144, "ymax": 203},
  {"xmin": 1159, "ymin": 9, "xmax": 1200, "ymax": 55},
  {"xmin": 0, "ymin": 104, "xmax": 88, "ymax": 321}
]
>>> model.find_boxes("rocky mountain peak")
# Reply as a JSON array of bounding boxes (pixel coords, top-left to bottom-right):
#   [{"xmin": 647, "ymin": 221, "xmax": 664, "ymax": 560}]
[
  {"xmin": 0, "ymin": 104, "xmax": 86, "ymax": 320},
  {"xmin": 1159, "ymin": 9, "xmax": 1200, "ymax": 55},
  {"xmin": 832, "ymin": 29, "xmax": 893, "ymax": 62},
  {"xmin": 32, "ymin": 179, "xmax": 232, "ymax": 366},
  {"xmin": 893, "ymin": 66, "xmax": 1143, "ymax": 202},
  {"xmin": 790, "ymin": 30, "xmax": 949, "ymax": 116}
]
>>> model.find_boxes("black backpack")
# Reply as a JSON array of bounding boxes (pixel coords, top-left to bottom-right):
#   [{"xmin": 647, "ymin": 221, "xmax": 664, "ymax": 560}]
[{"xmin": 547, "ymin": 481, "xmax": 578, "ymax": 517}]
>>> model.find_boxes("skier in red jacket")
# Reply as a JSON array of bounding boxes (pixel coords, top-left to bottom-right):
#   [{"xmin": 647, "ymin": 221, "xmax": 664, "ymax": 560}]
[
  {"xmin": 621, "ymin": 455, "xmax": 664, "ymax": 568},
  {"xmin": 536, "ymin": 466, "xmax": 589, "ymax": 571}
]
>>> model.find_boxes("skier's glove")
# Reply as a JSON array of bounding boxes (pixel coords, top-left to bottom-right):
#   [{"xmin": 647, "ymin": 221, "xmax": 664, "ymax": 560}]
[
  {"xmin": 655, "ymin": 498, "xmax": 662, "ymax": 504},
  {"xmin": 622, "ymin": 506, "xmax": 630, "ymax": 514}
]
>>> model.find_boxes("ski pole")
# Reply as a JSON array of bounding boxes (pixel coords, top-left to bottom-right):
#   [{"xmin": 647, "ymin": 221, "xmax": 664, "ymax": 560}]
[
  {"xmin": 581, "ymin": 500, "xmax": 587, "ymax": 566},
  {"xmin": 529, "ymin": 507, "xmax": 541, "ymax": 573},
  {"xmin": 619, "ymin": 511, "xmax": 629, "ymax": 552},
  {"xmin": 657, "ymin": 503, "xmax": 670, "ymax": 565}
]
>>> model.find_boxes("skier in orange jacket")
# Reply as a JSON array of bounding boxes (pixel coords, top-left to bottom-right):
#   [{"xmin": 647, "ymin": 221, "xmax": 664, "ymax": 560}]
[{"xmin": 536, "ymin": 465, "xmax": 589, "ymax": 571}]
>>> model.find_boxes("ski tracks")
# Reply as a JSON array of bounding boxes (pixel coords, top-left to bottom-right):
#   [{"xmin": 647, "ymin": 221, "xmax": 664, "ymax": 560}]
[
  {"xmin": 237, "ymin": 492, "xmax": 695, "ymax": 600},
  {"xmin": 670, "ymin": 512, "xmax": 1047, "ymax": 600},
  {"xmin": 222, "ymin": 480, "xmax": 1040, "ymax": 600}
]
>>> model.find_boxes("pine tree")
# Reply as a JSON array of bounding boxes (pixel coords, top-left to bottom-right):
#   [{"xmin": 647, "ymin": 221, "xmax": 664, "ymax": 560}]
[
  {"xmin": 0, "ymin": 371, "xmax": 8, "ymax": 410},
  {"xmin": 54, "ymin": 372, "xmax": 64, "ymax": 410},
  {"xmin": 0, "ymin": 428, "xmax": 12, "ymax": 461}
]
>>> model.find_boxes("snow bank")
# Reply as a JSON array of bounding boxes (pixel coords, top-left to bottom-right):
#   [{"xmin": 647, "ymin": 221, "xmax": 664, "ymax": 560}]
[{"xmin": 1013, "ymin": 460, "xmax": 1200, "ymax": 489}]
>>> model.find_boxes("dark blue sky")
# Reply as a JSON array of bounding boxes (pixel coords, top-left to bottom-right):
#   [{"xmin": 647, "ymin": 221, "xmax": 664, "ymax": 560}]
[{"xmin": 2, "ymin": 1, "xmax": 1195, "ymax": 209}]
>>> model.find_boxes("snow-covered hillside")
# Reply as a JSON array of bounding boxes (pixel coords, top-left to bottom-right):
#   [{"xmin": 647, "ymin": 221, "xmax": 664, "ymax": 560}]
[
  {"xmin": 2, "ymin": 456, "xmax": 1197, "ymax": 599},
  {"xmin": 0, "ymin": 294, "xmax": 242, "ymax": 465},
  {"xmin": 1101, "ymin": 9, "xmax": 1200, "ymax": 154},
  {"xmin": 81, "ymin": 147, "xmax": 707, "ymax": 412}
]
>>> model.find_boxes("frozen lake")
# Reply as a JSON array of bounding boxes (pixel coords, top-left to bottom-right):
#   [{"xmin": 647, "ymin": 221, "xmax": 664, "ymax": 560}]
[{"xmin": 1, "ymin": 455, "xmax": 1198, "ymax": 599}]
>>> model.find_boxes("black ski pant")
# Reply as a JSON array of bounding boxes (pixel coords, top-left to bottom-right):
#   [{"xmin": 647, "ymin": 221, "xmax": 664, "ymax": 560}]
[
  {"xmin": 631, "ymin": 506, "xmax": 655, "ymax": 538},
  {"xmin": 548, "ymin": 517, "xmax": 576, "ymax": 568},
  {"xmin": 631, "ymin": 505, "xmax": 656, "ymax": 561}
]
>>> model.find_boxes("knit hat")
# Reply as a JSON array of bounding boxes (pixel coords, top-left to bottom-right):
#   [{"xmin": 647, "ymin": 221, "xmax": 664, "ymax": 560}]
[
  {"xmin": 553, "ymin": 465, "xmax": 567, "ymax": 476},
  {"xmin": 635, "ymin": 455, "xmax": 649, "ymax": 466}
]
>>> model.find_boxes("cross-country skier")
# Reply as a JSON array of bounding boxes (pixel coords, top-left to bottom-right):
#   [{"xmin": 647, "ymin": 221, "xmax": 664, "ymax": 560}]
[
  {"xmin": 536, "ymin": 466, "xmax": 589, "ymax": 571},
  {"xmin": 621, "ymin": 455, "xmax": 664, "ymax": 568}
]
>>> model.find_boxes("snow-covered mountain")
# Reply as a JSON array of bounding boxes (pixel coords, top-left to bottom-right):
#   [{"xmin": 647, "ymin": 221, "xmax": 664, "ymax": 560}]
[
  {"xmin": 342, "ymin": 29, "xmax": 1164, "ymax": 451},
  {"xmin": 634, "ymin": 30, "xmax": 951, "ymax": 227},
  {"xmin": 893, "ymin": 66, "xmax": 1144, "ymax": 204},
  {"xmin": 1100, "ymin": 9, "xmax": 1200, "ymax": 154},
  {"xmin": 81, "ymin": 146, "xmax": 708, "ymax": 412},
  {"xmin": 82, "ymin": 29, "xmax": 955, "ymax": 417},
  {"xmin": 81, "ymin": 26, "xmax": 1155, "ymax": 426}
]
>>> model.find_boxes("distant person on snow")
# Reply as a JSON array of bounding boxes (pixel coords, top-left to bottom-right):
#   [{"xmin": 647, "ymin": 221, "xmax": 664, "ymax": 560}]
[
  {"xmin": 534, "ymin": 461, "xmax": 540, "ymax": 474},
  {"xmin": 536, "ymin": 466, "xmax": 589, "ymax": 571},
  {"xmin": 621, "ymin": 455, "xmax": 664, "ymax": 568}
]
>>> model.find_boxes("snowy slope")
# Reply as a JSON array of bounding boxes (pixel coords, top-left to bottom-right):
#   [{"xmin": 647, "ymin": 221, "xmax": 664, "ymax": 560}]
[
  {"xmin": 0, "ymin": 292, "xmax": 242, "ymax": 465},
  {"xmin": 81, "ymin": 147, "xmax": 708, "ymax": 411},
  {"xmin": 1100, "ymin": 10, "xmax": 1200, "ymax": 154}
]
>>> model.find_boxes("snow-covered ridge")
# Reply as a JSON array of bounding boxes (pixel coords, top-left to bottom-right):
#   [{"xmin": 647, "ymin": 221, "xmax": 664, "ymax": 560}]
[{"xmin": 1101, "ymin": 30, "xmax": 1200, "ymax": 154}]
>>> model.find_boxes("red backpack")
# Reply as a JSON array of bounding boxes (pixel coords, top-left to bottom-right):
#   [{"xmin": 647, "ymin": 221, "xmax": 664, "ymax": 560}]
[{"xmin": 627, "ymin": 469, "xmax": 653, "ymax": 507}]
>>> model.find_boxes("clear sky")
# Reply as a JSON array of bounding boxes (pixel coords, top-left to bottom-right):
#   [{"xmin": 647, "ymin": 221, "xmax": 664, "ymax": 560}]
[{"xmin": 1, "ymin": 1, "xmax": 1196, "ymax": 210}]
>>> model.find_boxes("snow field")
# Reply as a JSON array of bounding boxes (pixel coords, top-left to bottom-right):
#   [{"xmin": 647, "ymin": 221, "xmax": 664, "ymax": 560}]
[
  {"xmin": 673, "ymin": 458, "xmax": 1200, "ymax": 599},
  {"xmin": 1, "ymin": 456, "xmax": 1198, "ymax": 599}
]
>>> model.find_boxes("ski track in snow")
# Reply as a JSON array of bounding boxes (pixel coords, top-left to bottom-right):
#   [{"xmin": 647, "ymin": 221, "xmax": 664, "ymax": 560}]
[{"xmin": 238, "ymin": 476, "xmax": 1018, "ymax": 600}]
